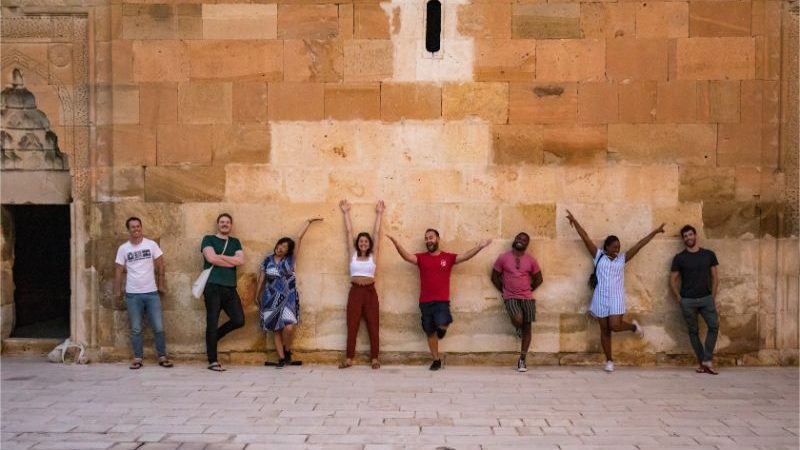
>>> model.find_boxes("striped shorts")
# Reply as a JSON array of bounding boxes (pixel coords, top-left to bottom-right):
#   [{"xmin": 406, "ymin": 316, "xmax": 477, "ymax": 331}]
[{"xmin": 504, "ymin": 299, "xmax": 536, "ymax": 323}]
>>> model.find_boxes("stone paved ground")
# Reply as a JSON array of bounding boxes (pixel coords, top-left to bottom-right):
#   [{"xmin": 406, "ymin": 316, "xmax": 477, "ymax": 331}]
[{"xmin": 1, "ymin": 358, "xmax": 798, "ymax": 450}]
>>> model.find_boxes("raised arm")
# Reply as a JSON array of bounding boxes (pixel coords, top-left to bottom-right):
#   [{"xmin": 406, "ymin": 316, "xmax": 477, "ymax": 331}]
[
  {"xmin": 294, "ymin": 217, "xmax": 323, "ymax": 258},
  {"xmin": 386, "ymin": 234, "xmax": 417, "ymax": 265},
  {"xmin": 339, "ymin": 200, "xmax": 355, "ymax": 258},
  {"xmin": 455, "ymin": 239, "xmax": 492, "ymax": 264},
  {"xmin": 372, "ymin": 200, "xmax": 384, "ymax": 258},
  {"xmin": 566, "ymin": 209, "xmax": 598, "ymax": 258},
  {"xmin": 625, "ymin": 223, "xmax": 665, "ymax": 263}
]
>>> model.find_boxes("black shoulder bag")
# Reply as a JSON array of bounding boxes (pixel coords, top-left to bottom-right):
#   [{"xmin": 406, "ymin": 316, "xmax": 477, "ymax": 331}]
[{"xmin": 588, "ymin": 252, "xmax": 605, "ymax": 289}]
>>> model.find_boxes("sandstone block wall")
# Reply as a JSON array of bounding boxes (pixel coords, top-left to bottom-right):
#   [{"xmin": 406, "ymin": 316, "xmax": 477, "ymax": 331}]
[{"xmin": 1, "ymin": 0, "xmax": 797, "ymax": 365}]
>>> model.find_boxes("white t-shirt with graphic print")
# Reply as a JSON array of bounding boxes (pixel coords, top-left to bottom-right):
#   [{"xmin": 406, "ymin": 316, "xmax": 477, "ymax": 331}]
[{"xmin": 115, "ymin": 238, "xmax": 163, "ymax": 294}]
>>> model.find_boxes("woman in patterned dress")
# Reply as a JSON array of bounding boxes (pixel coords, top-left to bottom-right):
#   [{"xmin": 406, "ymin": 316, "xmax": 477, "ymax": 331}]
[
  {"xmin": 255, "ymin": 218, "xmax": 322, "ymax": 368},
  {"xmin": 566, "ymin": 209, "xmax": 664, "ymax": 373}
]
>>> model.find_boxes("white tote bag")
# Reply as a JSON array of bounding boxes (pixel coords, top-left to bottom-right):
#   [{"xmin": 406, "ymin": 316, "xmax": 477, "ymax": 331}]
[{"xmin": 192, "ymin": 238, "xmax": 229, "ymax": 299}]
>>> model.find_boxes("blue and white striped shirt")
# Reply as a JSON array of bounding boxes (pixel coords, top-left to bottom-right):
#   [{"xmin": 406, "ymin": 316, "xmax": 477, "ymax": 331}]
[{"xmin": 590, "ymin": 249, "xmax": 626, "ymax": 318}]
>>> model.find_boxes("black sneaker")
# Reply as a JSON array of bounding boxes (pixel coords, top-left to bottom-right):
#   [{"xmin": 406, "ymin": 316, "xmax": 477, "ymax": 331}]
[
  {"xmin": 276, "ymin": 358, "xmax": 285, "ymax": 369},
  {"xmin": 429, "ymin": 359, "xmax": 442, "ymax": 371},
  {"xmin": 517, "ymin": 357, "xmax": 528, "ymax": 372},
  {"xmin": 284, "ymin": 349, "xmax": 292, "ymax": 365}
]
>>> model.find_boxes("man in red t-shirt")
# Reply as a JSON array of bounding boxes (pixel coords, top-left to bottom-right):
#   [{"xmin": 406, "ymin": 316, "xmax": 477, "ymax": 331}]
[
  {"xmin": 491, "ymin": 232, "xmax": 543, "ymax": 373},
  {"xmin": 387, "ymin": 229, "xmax": 491, "ymax": 370}
]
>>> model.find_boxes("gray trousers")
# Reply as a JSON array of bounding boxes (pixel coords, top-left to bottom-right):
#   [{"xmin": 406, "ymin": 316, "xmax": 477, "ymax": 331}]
[{"xmin": 680, "ymin": 295, "xmax": 720, "ymax": 363}]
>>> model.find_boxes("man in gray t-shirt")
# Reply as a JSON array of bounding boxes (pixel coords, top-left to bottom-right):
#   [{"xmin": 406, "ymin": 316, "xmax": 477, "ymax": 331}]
[{"xmin": 670, "ymin": 224, "xmax": 719, "ymax": 375}]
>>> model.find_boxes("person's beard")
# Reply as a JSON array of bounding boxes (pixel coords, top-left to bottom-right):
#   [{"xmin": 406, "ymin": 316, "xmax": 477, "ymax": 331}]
[
  {"xmin": 426, "ymin": 242, "xmax": 438, "ymax": 253},
  {"xmin": 512, "ymin": 241, "xmax": 526, "ymax": 251}
]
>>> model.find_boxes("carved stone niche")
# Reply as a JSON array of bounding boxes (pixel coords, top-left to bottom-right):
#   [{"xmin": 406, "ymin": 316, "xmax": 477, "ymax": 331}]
[{"xmin": 1, "ymin": 68, "xmax": 70, "ymax": 204}]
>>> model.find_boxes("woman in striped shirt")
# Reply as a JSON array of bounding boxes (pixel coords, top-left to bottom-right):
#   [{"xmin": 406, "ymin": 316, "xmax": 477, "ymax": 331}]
[{"xmin": 566, "ymin": 210, "xmax": 665, "ymax": 373}]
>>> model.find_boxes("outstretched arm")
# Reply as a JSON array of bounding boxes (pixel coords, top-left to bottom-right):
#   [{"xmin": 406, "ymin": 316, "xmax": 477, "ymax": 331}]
[
  {"xmin": 339, "ymin": 200, "xmax": 355, "ymax": 258},
  {"xmin": 626, "ymin": 223, "xmax": 665, "ymax": 263},
  {"xmin": 566, "ymin": 209, "xmax": 598, "ymax": 258},
  {"xmin": 386, "ymin": 234, "xmax": 417, "ymax": 265},
  {"xmin": 455, "ymin": 239, "xmax": 492, "ymax": 264},
  {"xmin": 372, "ymin": 200, "xmax": 384, "ymax": 259},
  {"xmin": 294, "ymin": 217, "xmax": 323, "ymax": 258}
]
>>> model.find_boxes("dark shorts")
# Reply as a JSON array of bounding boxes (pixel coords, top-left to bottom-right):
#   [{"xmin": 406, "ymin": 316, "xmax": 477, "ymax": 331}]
[
  {"xmin": 419, "ymin": 301, "xmax": 453, "ymax": 336},
  {"xmin": 504, "ymin": 298, "xmax": 536, "ymax": 323}
]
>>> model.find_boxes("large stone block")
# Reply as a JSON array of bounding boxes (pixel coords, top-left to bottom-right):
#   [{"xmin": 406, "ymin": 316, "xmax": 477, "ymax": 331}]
[
  {"xmin": 689, "ymin": 1, "xmax": 751, "ymax": 37},
  {"xmin": 283, "ymin": 168, "xmax": 330, "ymax": 203},
  {"xmin": 509, "ymin": 83, "xmax": 577, "ymax": 124},
  {"xmin": 652, "ymin": 203, "xmax": 705, "ymax": 239},
  {"xmin": 512, "ymin": 3, "xmax": 581, "ymax": 39},
  {"xmin": 474, "ymin": 39, "xmax": 535, "ymax": 82},
  {"xmin": 618, "ymin": 81, "xmax": 657, "ymax": 123},
  {"xmin": 608, "ymin": 124, "xmax": 717, "ymax": 165},
  {"xmin": 718, "ymin": 122, "xmax": 763, "ymax": 166},
  {"xmin": 753, "ymin": 1, "xmax": 781, "ymax": 80},
  {"xmin": 232, "ymin": 82, "xmax": 268, "ymax": 123},
  {"xmin": 132, "ymin": 40, "xmax": 189, "ymax": 82},
  {"xmin": 676, "ymin": 37, "xmax": 755, "ymax": 80},
  {"xmin": 112, "ymin": 125, "xmax": 156, "ymax": 166},
  {"xmin": 578, "ymin": 83, "xmax": 618, "ymax": 124},
  {"xmin": 702, "ymin": 201, "xmax": 780, "ymax": 238},
  {"xmin": 343, "ymin": 40, "xmax": 393, "ymax": 82},
  {"xmin": 379, "ymin": 169, "xmax": 464, "ymax": 204},
  {"xmin": 656, "ymin": 81, "xmax": 698, "ymax": 123},
  {"xmin": 270, "ymin": 121, "xmax": 361, "ymax": 167},
  {"xmin": 156, "ymin": 124, "xmax": 213, "ymax": 165},
  {"xmin": 457, "ymin": 1, "xmax": 511, "ymax": 39},
  {"xmin": 536, "ymin": 39, "xmax": 605, "ymax": 82},
  {"xmin": 145, "ymin": 166, "xmax": 225, "ymax": 203},
  {"xmin": 559, "ymin": 313, "xmax": 601, "ymax": 353},
  {"xmin": 122, "ymin": 4, "xmax": 202, "ymax": 40},
  {"xmin": 177, "ymin": 82, "xmax": 232, "ymax": 125},
  {"xmin": 324, "ymin": 83, "xmax": 381, "ymax": 120},
  {"xmin": 90, "ymin": 202, "xmax": 185, "ymax": 240},
  {"xmin": 110, "ymin": 41, "xmax": 134, "ymax": 85},
  {"xmin": 277, "ymin": 4, "xmax": 339, "ymax": 40},
  {"xmin": 679, "ymin": 166, "xmax": 736, "ymax": 202},
  {"xmin": 111, "ymin": 85, "xmax": 139, "ymax": 125},
  {"xmin": 139, "ymin": 82, "xmax": 178, "ymax": 125},
  {"xmin": 201, "ymin": 4, "xmax": 277, "ymax": 40},
  {"xmin": 607, "ymin": 38, "xmax": 669, "ymax": 81},
  {"xmin": 580, "ymin": 2, "xmax": 636, "ymax": 39},
  {"xmin": 338, "ymin": 4, "xmax": 354, "ymax": 41},
  {"xmin": 283, "ymin": 39, "xmax": 343, "ymax": 83},
  {"xmin": 380, "ymin": 83, "xmax": 441, "ymax": 121},
  {"xmin": 212, "ymin": 123, "xmax": 270, "ymax": 164},
  {"xmin": 636, "ymin": 1, "xmax": 689, "ymax": 38},
  {"xmin": 500, "ymin": 204, "xmax": 556, "ymax": 239},
  {"xmin": 700, "ymin": 80, "xmax": 741, "ymax": 123},
  {"xmin": 268, "ymin": 82, "xmax": 324, "ymax": 121},
  {"xmin": 442, "ymin": 82, "xmax": 509, "ymax": 124},
  {"xmin": 542, "ymin": 126, "xmax": 607, "ymax": 165},
  {"xmin": 555, "ymin": 202, "xmax": 653, "ymax": 241},
  {"xmin": 327, "ymin": 170, "xmax": 379, "ymax": 202},
  {"xmin": 625, "ymin": 165, "xmax": 680, "ymax": 207},
  {"xmin": 717, "ymin": 313, "xmax": 759, "ymax": 354},
  {"xmin": 354, "ymin": 3, "xmax": 390, "ymax": 39},
  {"xmin": 187, "ymin": 40, "xmax": 283, "ymax": 81},
  {"xmin": 94, "ymin": 167, "xmax": 145, "ymax": 202},
  {"xmin": 491, "ymin": 124, "xmax": 543, "ymax": 165}
]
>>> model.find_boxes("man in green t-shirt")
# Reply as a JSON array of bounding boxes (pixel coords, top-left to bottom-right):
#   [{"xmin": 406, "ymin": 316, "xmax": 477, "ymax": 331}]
[{"xmin": 200, "ymin": 213, "xmax": 245, "ymax": 371}]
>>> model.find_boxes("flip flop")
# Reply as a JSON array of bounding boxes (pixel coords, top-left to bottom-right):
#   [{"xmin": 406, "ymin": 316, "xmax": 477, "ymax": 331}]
[
  {"xmin": 158, "ymin": 359, "xmax": 174, "ymax": 368},
  {"xmin": 702, "ymin": 365, "xmax": 719, "ymax": 375},
  {"xmin": 129, "ymin": 361, "xmax": 143, "ymax": 370},
  {"xmin": 208, "ymin": 362, "xmax": 226, "ymax": 372},
  {"xmin": 695, "ymin": 366, "xmax": 705, "ymax": 373}
]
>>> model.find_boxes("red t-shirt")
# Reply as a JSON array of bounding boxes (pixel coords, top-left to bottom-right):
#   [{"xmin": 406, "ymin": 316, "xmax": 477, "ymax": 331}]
[{"xmin": 416, "ymin": 252, "xmax": 457, "ymax": 303}]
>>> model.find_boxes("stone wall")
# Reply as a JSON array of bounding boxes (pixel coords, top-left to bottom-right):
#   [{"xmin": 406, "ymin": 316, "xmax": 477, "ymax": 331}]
[{"xmin": 1, "ymin": 0, "xmax": 797, "ymax": 365}]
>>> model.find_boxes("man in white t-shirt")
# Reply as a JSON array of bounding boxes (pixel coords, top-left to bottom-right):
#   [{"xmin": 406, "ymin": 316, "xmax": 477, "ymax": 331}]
[{"xmin": 114, "ymin": 217, "xmax": 173, "ymax": 369}]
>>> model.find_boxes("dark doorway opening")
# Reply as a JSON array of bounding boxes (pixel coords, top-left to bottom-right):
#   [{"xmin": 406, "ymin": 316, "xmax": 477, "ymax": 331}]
[{"xmin": 7, "ymin": 205, "xmax": 70, "ymax": 339}]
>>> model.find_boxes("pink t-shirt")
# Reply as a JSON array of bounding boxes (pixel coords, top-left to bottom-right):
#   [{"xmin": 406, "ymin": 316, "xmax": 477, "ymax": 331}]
[{"xmin": 493, "ymin": 251, "xmax": 541, "ymax": 300}]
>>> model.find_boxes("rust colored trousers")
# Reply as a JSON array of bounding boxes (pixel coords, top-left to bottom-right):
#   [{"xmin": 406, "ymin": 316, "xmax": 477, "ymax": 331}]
[{"xmin": 345, "ymin": 283, "xmax": 380, "ymax": 360}]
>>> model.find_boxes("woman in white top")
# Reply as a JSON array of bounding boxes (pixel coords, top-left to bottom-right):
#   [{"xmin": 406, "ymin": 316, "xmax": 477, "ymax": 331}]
[
  {"xmin": 566, "ymin": 209, "xmax": 664, "ymax": 373},
  {"xmin": 338, "ymin": 199, "xmax": 384, "ymax": 369}
]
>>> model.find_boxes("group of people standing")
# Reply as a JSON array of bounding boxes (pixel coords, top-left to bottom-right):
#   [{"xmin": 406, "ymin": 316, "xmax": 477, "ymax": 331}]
[{"xmin": 113, "ymin": 203, "xmax": 721, "ymax": 375}]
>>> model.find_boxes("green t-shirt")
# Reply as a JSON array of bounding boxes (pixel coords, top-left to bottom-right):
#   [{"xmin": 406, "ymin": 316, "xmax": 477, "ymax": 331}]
[{"xmin": 200, "ymin": 235, "xmax": 243, "ymax": 287}]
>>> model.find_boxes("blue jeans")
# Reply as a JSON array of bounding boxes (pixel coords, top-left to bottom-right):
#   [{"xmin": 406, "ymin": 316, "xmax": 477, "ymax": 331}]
[
  {"xmin": 680, "ymin": 295, "xmax": 719, "ymax": 363},
  {"xmin": 125, "ymin": 292, "xmax": 167, "ymax": 359}
]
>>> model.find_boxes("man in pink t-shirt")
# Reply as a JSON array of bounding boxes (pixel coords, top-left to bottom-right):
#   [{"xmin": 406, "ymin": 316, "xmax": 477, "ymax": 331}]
[
  {"xmin": 491, "ymin": 232, "xmax": 543, "ymax": 372},
  {"xmin": 387, "ymin": 229, "xmax": 491, "ymax": 371}
]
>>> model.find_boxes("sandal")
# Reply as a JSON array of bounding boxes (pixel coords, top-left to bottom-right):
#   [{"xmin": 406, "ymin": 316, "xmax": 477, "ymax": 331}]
[
  {"xmin": 158, "ymin": 358, "xmax": 174, "ymax": 368},
  {"xmin": 371, "ymin": 361, "xmax": 381, "ymax": 370},
  {"xmin": 695, "ymin": 366, "xmax": 705, "ymax": 373},
  {"xmin": 129, "ymin": 360, "xmax": 143, "ymax": 370},
  {"xmin": 207, "ymin": 362, "xmax": 226, "ymax": 372},
  {"xmin": 338, "ymin": 361, "xmax": 353, "ymax": 369},
  {"xmin": 702, "ymin": 365, "xmax": 719, "ymax": 375}
]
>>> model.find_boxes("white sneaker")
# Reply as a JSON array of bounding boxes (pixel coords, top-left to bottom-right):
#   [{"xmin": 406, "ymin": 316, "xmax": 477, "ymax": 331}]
[
  {"xmin": 632, "ymin": 319, "xmax": 644, "ymax": 338},
  {"xmin": 604, "ymin": 360, "xmax": 614, "ymax": 372}
]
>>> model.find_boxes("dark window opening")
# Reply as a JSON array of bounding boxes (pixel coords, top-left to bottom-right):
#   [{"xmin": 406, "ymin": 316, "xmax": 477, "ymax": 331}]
[
  {"xmin": 8, "ymin": 205, "xmax": 70, "ymax": 339},
  {"xmin": 425, "ymin": 0, "xmax": 442, "ymax": 53}
]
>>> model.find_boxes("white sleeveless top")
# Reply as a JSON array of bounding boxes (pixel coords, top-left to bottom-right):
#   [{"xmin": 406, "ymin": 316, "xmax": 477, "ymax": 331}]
[{"xmin": 350, "ymin": 253, "xmax": 376, "ymax": 278}]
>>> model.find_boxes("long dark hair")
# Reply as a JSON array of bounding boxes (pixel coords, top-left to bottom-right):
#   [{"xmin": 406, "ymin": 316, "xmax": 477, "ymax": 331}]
[
  {"xmin": 274, "ymin": 237, "xmax": 295, "ymax": 257},
  {"xmin": 354, "ymin": 232, "xmax": 374, "ymax": 257},
  {"xmin": 603, "ymin": 235, "xmax": 620, "ymax": 252}
]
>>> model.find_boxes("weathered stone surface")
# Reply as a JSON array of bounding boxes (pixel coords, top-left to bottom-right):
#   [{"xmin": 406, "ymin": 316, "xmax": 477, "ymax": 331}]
[
  {"xmin": 324, "ymin": 83, "xmax": 381, "ymax": 120},
  {"xmin": 474, "ymin": 39, "xmax": 535, "ymax": 82},
  {"xmin": 676, "ymin": 37, "xmax": 756, "ymax": 80},
  {"xmin": 224, "ymin": 165, "xmax": 283, "ymax": 204},
  {"xmin": 509, "ymin": 83, "xmax": 577, "ymax": 124},
  {"xmin": 283, "ymin": 39, "xmax": 343, "ymax": 83},
  {"xmin": 492, "ymin": 124, "xmax": 543, "ymax": 165},
  {"xmin": 618, "ymin": 81, "xmax": 658, "ymax": 123},
  {"xmin": 139, "ymin": 82, "xmax": 178, "ymax": 125},
  {"xmin": 212, "ymin": 123, "xmax": 270, "ymax": 165},
  {"xmin": 177, "ymin": 82, "xmax": 232, "ymax": 125},
  {"xmin": 380, "ymin": 83, "xmax": 442, "ymax": 121},
  {"xmin": 156, "ymin": 124, "xmax": 213, "ymax": 166},
  {"xmin": 95, "ymin": 167, "xmax": 145, "ymax": 202},
  {"xmin": 580, "ymin": 2, "xmax": 636, "ymax": 39},
  {"xmin": 653, "ymin": 203, "xmax": 704, "ymax": 238},
  {"xmin": 145, "ymin": 167, "xmax": 225, "ymax": 202},
  {"xmin": 338, "ymin": 3, "xmax": 353, "ymax": 41},
  {"xmin": 636, "ymin": 1, "xmax": 689, "ymax": 38},
  {"xmin": 343, "ymin": 40, "xmax": 393, "ymax": 82},
  {"xmin": 187, "ymin": 40, "xmax": 283, "ymax": 81},
  {"xmin": 354, "ymin": 3, "xmax": 390, "ymax": 39},
  {"xmin": 679, "ymin": 166, "xmax": 736, "ymax": 202},
  {"xmin": 512, "ymin": 3, "xmax": 580, "ymax": 39},
  {"xmin": 656, "ymin": 81, "xmax": 698, "ymax": 123},
  {"xmin": 702, "ymin": 201, "xmax": 780, "ymax": 238},
  {"xmin": 608, "ymin": 124, "xmax": 717, "ymax": 165},
  {"xmin": 232, "ymin": 82, "xmax": 268, "ymax": 123},
  {"xmin": 700, "ymin": 80, "xmax": 741, "ymax": 123},
  {"xmin": 111, "ymin": 40, "xmax": 134, "ymax": 85},
  {"xmin": 536, "ymin": 39, "xmax": 605, "ymax": 82},
  {"xmin": 607, "ymin": 38, "xmax": 669, "ymax": 81},
  {"xmin": 111, "ymin": 85, "xmax": 139, "ymax": 125},
  {"xmin": 442, "ymin": 82, "xmax": 509, "ymax": 124},
  {"xmin": 277, "ymin": 4, "xmax": 339, "ymax": 40},
  {"xmin": 458, "ymin": 1, "xmax": 511, "ymax": 39},
  {"xmin": 578, "ymin": 83, "xmax": 618, "ymax": 124},
  {"xmin": 202, "ymin": 4, "xmax": 277, "ymax": 40},
  {"xmin": 132, "ymin": 40, "xmax": 189, "ymax": 82},
  {"xmin": 689, "ymin": 1, "xmax": 751, "ymax": 37},
  {"xmin": 268, "ymin": 82, "xmax": 324, "ymax": 121},
  {"xmin": 542, "ymin": 126, "xmax": 607, "ymax": 165},
  {"xmin": 500, "ymin": 204, "xmax": 556, "ymax": 239},
  {"xmin": 112, "ymin": 125, "xmax": 156, "ymax": 166},
  {"xmin": 718, "ymin": 122, "xmax": 763, "ymax": 166},
  {"xmin": 122, "ymin": 4, "xmax": 202, "ymax": 40}
]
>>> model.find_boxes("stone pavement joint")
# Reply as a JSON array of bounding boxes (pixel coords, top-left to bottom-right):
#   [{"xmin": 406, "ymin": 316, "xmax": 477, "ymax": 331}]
[{"xmin": 1, "ymin": 358, "xmax": 798, "ymax": 450}]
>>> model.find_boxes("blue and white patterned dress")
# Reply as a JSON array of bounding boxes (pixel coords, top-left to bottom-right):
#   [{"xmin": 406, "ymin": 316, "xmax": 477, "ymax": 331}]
[
  {"xmin": 589, "ymin": 249, "xmax": 626, "ymax": 318},
  {"xmin": 259, "ymin": 254, "xmax": 299, "ymax": 331}
]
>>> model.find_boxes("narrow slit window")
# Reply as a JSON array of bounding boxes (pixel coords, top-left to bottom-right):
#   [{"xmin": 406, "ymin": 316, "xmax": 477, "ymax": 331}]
[{"xmin": 425, "ymin": 0, "xmax": 442, "ymax": 53}]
